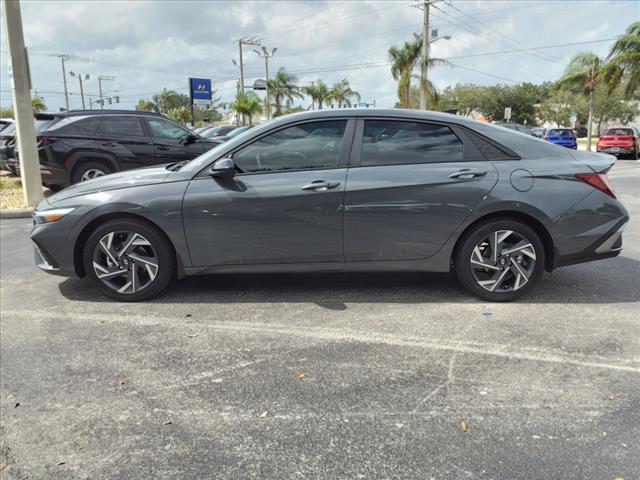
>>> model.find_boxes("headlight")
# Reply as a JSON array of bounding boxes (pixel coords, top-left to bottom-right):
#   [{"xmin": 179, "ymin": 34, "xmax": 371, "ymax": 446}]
[{"xmin": 34, "ymin": 207, "xmax": 76, "ymax": 224}]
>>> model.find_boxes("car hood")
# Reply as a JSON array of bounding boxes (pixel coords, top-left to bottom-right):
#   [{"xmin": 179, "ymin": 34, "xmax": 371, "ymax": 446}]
[{"xmin": 48, "ymin": 165, "xmax": 172, "ymax": 203}]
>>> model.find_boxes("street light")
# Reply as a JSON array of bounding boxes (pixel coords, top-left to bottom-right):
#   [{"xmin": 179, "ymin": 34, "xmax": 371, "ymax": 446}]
[
  {"xmin": 69, "ymin": 71, "xmax": 90, "ymax": 109},
  {"xmin": 254, "ymin": 46, "xmax": 277, "ymax": 120}
]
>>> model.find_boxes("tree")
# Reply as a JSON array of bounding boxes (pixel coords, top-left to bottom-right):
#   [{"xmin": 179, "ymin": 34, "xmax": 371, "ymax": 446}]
[
  {"xmin": 267, "ymin": 68, "xmax": 303, "ymax": 117},
  {"xmin": 592, "ymin": 84, "xmax": 639, "ymax": 135},
  {"xmin": 556, "ymin": 52, "xmax": 605, "ymax": 150},
  {"xmin": 135, "ymin": 99, "xmax": 157, "ymax": 112},
  {"xmin": 605, "ymin": 21, "xmax": 640, "ymax": 99},
  {"xmin": 303, "ymin": 80, "xmax": 330, "ymax": 110},
  {"xmin": 165, "ymin": 106, "xmax": 190, "ymax": 124},
  {"xmin": 537, "ymin": 89, "xmax": 587, "ymax": 127},
  {"xmin": 388, "ymin": 35, "xmax": 444, "ymax": 109},
  {"xmin": 230, "ymin": 91, "xmax": 263, "ymax": 126},
  {"xmin": 31, "ymin": 97, "xmax": 46, "ymax": 113},
  {"xmin": 152, "ymin": 88, "xmax": 182, "ymax": 113},
  {"xmin": 326, "ymin": 79, "xmax": 360, "ymax": 108},
  {"xmin": 437, "ymin": 84, "xmax": 489, "ymax": 116}
]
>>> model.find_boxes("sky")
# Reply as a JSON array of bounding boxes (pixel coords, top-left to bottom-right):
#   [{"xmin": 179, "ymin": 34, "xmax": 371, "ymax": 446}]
[{"xmin": 0, "ymin": 0, "xmax": 638, "ymax": 113}]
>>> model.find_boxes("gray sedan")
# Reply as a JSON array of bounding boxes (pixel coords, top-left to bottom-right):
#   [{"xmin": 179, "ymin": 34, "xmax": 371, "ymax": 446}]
[{"xmin": 31, "ymin": 109, "xmax": 628, "ymax": 302}]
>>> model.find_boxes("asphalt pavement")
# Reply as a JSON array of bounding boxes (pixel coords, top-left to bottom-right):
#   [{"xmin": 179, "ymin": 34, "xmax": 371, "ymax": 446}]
[{"xmin": 1, "ymin": 161, "xmax": 639, "ymax": 479}]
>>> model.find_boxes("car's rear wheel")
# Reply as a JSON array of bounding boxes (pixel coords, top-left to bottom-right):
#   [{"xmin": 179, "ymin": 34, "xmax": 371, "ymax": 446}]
[
  {"xmin": 72, "ymin": 161, "xmax": 112, "ymax": 184},
  {"xmin": 454, "ymin": 219, "xmax": 546, "ymax": 302},
  {"xmin": 83, "ymin": 219, "xmax": 175, "ymax": 301}
]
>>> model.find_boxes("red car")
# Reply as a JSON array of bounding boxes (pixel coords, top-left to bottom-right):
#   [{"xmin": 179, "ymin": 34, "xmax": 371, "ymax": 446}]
[{"xmin": 596, "ymin": 127, "xmax": 639, "ymax": 159}]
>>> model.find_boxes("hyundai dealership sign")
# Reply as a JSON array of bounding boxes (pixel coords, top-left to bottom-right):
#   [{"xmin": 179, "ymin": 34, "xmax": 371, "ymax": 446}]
[{"xmin": 189, "ymin": 78, "xmax": 212, "ymax": 105}]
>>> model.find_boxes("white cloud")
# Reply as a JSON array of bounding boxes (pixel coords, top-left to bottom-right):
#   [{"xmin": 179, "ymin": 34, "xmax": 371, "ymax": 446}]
[{"xmin": 0, "ymin": 0, "xmax": 636, "ymax": 111}]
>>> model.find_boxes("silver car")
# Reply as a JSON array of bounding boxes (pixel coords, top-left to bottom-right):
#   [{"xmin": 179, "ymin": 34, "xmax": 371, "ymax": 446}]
[{"xmin": 31, "ymin": 109, "xmax": 628, "ymax": 302}]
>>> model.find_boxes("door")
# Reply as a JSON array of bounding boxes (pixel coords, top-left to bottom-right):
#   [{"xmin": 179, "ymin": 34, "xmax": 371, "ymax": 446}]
[
  {"xmin": 145, "ymin": 117, "xmax": 204, "ymax": 163},
  {"xmin": 94, "ymin": 115, "xmax": 156, "ymax": 170},
  {"xmin": 344, "ymin": 119, "xmax": 499, "ymax": 261},
  {"xmin": 182, "ymin": 119, "xmax": 354, "ymax": 266}
]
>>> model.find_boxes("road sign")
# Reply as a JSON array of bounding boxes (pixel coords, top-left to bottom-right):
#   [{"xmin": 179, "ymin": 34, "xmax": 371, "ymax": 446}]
[
  {"xmin": 189, "ymin": 78, "xmax": 212, "ymax": 105},
  {"xmin": 504, "ymin": 107, "xmax": 512, "ymax": 121}
]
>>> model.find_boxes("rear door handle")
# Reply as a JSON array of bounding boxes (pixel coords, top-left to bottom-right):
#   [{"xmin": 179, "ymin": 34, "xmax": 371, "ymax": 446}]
[
  {"xmin": 100, "ymin": 142, "xmax": 117, "ymax": 147},
  {"xmin": 448, "ymin": 169, "xmax": 487, "ymax": 179},
  {"xmin": 156, "ymin": 145, "xmax": 171, "ymax": 151},
  {"xmin": 301, "ymin": 180, "xmax": 341, "ymax": 191}
]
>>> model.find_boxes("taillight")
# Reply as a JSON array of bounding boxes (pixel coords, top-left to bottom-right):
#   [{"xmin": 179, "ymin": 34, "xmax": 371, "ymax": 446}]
[
  {"xmin": 575, "ymin": 173, "xmax": 616, "ymax": 199},
  {"xmin": 543, "ymin": 136, "xmax": 549, "ymax": 141},
  {"xmin": 36, "ymin": 136, "xmax": 55, "ymax": 147}
]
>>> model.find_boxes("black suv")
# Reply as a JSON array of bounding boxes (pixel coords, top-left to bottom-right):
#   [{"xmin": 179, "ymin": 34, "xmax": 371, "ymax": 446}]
[{"xmin": 15, "ymin": 110, "xmax": 222, "ymax": 189}]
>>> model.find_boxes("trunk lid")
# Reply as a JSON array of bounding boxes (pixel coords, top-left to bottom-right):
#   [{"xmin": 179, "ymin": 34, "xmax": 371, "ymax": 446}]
[{"xmin": 570, "ymin": 149, "xmax": 616, "ymax": 173}]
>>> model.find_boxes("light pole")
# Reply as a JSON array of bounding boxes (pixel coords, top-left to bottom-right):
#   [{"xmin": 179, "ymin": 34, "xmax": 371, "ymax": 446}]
[
  {"xmin": 98, "ymin": 75, "xmax": 115, "ymax": 110},
  {"xmin": 254, "ymin": 46, "xmax": 277, "ymax": 120},
  {"xmin": 69, "ymin": 71, "xmax": 90, "ymax": 110}
]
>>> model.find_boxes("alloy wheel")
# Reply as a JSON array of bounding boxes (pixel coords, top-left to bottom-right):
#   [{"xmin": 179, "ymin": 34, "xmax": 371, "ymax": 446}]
[
  {"xmin": 469, "ymin": 229, "xmax": 537, "ymax": 293},
  {"xmin": 81, "ymin": 168, "xmax": 107, "ymax": 181},
  {"xmin": 92, "ymin": 231, "xmax": 159, "ymax": 294}
]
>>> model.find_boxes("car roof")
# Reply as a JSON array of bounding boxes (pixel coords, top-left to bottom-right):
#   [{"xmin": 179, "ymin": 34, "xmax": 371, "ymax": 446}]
[{"xmin": 58, "ymin": 109, "xmax": 164, "ymax": 118}]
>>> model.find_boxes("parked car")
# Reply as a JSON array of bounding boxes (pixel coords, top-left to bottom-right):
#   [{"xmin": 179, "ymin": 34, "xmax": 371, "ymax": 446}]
[
  {"xmin": 200, "ymin": 125, "xmax": 236, "ymax": 139},
  {"xmin": 13, "ymin": 110, "xmax": 222, "ymax": 190},
  {"xmin": 574, "ymin": 126, "xmax": 588, "ymax": 138},
  {"xmin": 596, "ymin": 127, "xmax": 639, "ymax": 159},
  {"xmin": 31, "ymin": 109, "xmax": 627, "ymax": 302},
  {"xmin": 543, "ymin": 128, "xmax": 577, "ymax": 149},
  {"xmin": 1, "ymin": 114, "xmax": 59, "ymax": 174},
  {"xmin": 530, "ymin": 127, "xmax": 545, "ymax": 138},
  {"xmin": 494, "ymin": 122, "xmax": 531, "ymax": 135},
  {"xmin": 0, "ymin": 118, "xmax": 15, "ymax": 132},
  {"xmin": 213, "ymin": 125, "xmax": 252, "ymax": 143}
]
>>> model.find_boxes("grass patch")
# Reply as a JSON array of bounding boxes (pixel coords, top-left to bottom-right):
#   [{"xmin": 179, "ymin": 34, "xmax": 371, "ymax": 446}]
[{"xmin": 0, "ymin": 179, "xmax": 22, "ymax": 190}]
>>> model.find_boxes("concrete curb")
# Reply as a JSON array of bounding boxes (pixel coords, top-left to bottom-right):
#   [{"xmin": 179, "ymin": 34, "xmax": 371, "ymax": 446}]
[{"xmin": 0, "ymin": 208, "xmax": 33, "ymax": 219}]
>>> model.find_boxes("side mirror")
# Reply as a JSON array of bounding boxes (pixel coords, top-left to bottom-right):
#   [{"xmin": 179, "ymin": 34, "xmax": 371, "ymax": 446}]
[
  {"xmin": 184, "ymin": 132, "xmax": 198, "ymax": 144},
  {"xmin": 210, "ymin": 158, "xmax": 235, "ymax": 179}
]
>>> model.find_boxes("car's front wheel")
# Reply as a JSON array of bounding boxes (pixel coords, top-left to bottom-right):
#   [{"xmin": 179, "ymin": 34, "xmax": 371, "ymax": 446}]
[
  {"xmin": 83, "ymin": 219, "xmax": 175, "ymax": 301},
  {"xmin": 454, "ymin": 219, "xmax": 546, "ymax": 302}
]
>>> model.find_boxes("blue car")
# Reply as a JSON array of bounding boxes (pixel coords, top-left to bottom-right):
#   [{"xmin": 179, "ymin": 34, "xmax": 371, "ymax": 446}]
[{"xmin": 544, "ymin": 128, "xmax": 577, "ymax": 149}]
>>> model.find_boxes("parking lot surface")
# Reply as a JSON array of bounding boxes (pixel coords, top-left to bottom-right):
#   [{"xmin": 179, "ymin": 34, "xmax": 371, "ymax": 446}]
[{"xmin": 1, "ymin": 161, "xmax": 639, "ymax": 479}]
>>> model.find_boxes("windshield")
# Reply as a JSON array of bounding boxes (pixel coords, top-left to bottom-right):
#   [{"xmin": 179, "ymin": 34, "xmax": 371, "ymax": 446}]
[
  {"xmin": 548, "ymin": 129, "xmax": 573, "ymax": 137},
  {"xmin": 604, "ymin": 128, "xmax": 633, "ymax": 136}
]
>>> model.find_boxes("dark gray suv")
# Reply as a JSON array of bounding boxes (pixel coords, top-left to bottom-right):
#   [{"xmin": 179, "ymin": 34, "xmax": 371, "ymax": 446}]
[{"xmin": 31, "ymin": 109, "xmax": 628, "ymax": 302}]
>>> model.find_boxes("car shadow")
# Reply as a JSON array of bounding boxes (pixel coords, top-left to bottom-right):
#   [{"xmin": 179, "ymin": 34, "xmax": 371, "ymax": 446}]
[{"xmin": 58, "ymin": 254, "xmax": 640, "ymax": 307}]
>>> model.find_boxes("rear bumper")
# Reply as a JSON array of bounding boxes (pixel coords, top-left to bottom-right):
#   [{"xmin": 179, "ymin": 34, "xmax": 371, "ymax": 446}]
[
  {"xmin": 554, "ymin": 218, "xmax": 627, "ymax": 268},
  {"xmin": 597, "ymin": 147, "xmax": 634, "ymax": 155}
]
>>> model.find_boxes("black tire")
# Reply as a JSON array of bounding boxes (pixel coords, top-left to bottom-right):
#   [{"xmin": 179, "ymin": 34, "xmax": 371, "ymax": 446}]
[
  {"xmin": 83, "ymin": 218, "xmax": 175, "ymax": 302},
  {"xmin": 71, "ymin": 161, "xmax": 112, "ymax": 184},
  {"xmin": 45, "ymin": 184, "xmax": 64, "ymax": 192},
  {"xmin": 454, "ymin": 219, "xmax": 546, "ymax": 302}
]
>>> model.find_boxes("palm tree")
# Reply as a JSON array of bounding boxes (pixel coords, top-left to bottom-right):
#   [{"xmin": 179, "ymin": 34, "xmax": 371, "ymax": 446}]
[
  {"xmin": 165, "ymin": 106, "xmax": 190, "ymax": 124},
  {"xmin": 231, "ymin": 92, "xmax": 263, "ymax": 126},
  {"xmin": 153, "ymin": 89, "xmax": 181, "ymax": 113},
  {"xmin": 267, "ymin": 68, "xmax": 303, "ymax": 117},
  {"xmin": 605, "ymin": 21, "xmax": 640, "ymax": 99},
  {"xmin": 135, "ymin": 99, "xmax": 157, "ymax": 112},
  {"xmin": 303, "ymin": 80, "xmax": 330, "ymax": 110},
  {"xmin": 31, "ymin": 97, "xmax": 46, "ymax": 113},
  {"xmin": 556, "ymin": 52, "xmax": 604, "ymax": 151},
  {"xmin": 327, "ymin": 79, "xmax": 360, "ymax": 108},
  {"xmin": 388, "ymin": 34, "xmax": 445, "ymax": 109}
]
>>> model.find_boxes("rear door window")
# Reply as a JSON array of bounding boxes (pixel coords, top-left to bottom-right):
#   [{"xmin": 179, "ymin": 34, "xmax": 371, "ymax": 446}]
[
  {"xmin": 97, "ymin": 116, "xmax": 146, "ymax": 136},
  {"xmin": 604, "ymin": 128, "xmax": 633, "ymax": 136},
  {"xmin": 360, "ymin": 120, "xmax": 464, "ymax": 166}
]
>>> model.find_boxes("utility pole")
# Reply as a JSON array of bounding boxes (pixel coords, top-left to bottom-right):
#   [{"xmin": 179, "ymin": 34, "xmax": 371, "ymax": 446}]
[
  {"xmin": 98, "ymin": 75, "xmax": 115, "ymax": 110},
  {"xmin": 419, "ymin": 0, "xmax": 431, "ymax": 110},
  {"xmin": 236, "ymin": 36, "xmax": 261, "ymax": 125},
  {"xmin": 58, "ymin": 54, "xmax": 70, "ymax": 110},
  {"xmin": 254, "ymin": 46, "xmax": 277, "ymax": 120},
  {"xmin": 70, "ymin": 71, "xmax": 89, "ymax": 109},
  {"xmin": 2, "ymin": 0, "xmax": 43, "ymax": 206}
]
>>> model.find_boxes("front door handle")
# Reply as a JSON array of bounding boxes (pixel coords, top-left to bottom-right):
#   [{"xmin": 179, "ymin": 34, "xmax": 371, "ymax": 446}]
[
  {"xmin": 156, "ymin": 145, "xmax": 171, "ymax": 151},
  {"xmin": 448, "ymin": 169, "xmax": 487, "ymax": 179},
  {"xmin": 301, "ymin": 180, "xmax": 341, "ymax": 192}
]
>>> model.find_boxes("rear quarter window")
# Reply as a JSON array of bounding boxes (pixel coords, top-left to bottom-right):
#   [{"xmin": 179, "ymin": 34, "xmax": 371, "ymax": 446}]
[{"xmin": 45, "ymin": 116, "xmax": 101, "ymax": 135}]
